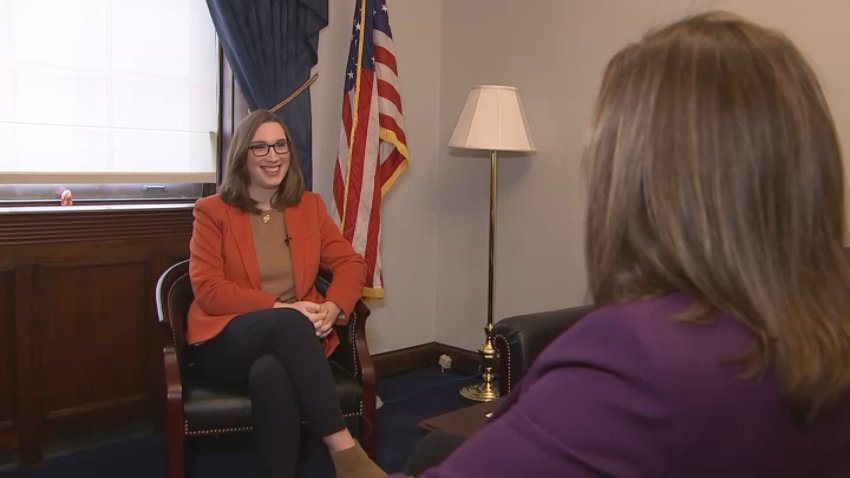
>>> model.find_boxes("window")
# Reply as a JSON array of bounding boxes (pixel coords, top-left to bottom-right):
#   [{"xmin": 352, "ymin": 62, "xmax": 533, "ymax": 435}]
[{"xmin": 0, "ymin": 0, "xmax": 218, "ymax": 204}]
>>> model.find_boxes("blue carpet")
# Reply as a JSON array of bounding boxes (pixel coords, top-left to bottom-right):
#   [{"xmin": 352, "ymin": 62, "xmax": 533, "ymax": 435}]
[
  {"xmin": 376, "ymin": 367, "xmax": 474, "ymax": 472},
  {"xmin": 0, "ymin": 367, "xmax": 474, "ymax": 477}
]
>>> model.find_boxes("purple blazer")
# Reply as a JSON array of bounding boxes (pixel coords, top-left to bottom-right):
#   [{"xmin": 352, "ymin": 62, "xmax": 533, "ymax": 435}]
[{"xmin": 402, "ymin": 293, "xmax": 850, "ymax": 477}]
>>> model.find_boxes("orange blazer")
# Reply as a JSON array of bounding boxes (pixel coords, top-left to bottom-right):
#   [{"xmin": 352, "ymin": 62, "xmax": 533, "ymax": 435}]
[{"xmin": 187, "ymin": 192, "xmax": 367, "ymax": 356}]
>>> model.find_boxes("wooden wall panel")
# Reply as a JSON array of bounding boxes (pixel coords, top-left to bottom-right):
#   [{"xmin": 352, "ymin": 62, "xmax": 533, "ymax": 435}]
[
  {"xmin": 38, "ymin": 261, "xmax": 150, "ymax": 421},
  {"xmin": 0, "ymin": 205, "xmax": 194, "ymax": 465},
  {"xmin": 0, "ymin": 268, "xmax": 16, "ymax": 449}
]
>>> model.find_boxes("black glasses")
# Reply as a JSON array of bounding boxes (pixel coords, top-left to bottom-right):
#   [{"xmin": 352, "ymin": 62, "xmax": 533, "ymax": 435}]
[{"xmin": 249, "ymin": 139, "xmax": 290, "ymax": 157}]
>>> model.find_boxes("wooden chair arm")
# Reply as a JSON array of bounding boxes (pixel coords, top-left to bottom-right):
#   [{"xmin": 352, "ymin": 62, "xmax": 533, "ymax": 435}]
[
  {"xmin": 317, "ymin": 269, "xmax": 376, "ymax": 418},
  {"xmin": 158, "ymin": 320, "xmax": 185, "ymax": 434}
]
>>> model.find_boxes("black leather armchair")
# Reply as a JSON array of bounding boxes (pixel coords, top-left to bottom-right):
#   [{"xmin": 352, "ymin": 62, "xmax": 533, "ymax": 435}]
[
  {"xmin": 155, "ymin": 259, "xmax": 376, "ymax": 478},
  {"xmin": 492, "ymin": 305, "xmax": 594, "ymax": 396}
]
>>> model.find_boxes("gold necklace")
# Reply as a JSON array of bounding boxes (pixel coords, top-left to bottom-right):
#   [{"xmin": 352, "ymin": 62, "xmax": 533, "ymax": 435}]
[{"xmin": 261, "ymin": 211, "xmax": 271, "ymax": 224}]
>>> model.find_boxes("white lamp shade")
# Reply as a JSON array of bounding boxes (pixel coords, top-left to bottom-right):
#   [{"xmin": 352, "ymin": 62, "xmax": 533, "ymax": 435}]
[{"xmin": 449, "ymin": 85, "xmax": 535, "ymax": 152}]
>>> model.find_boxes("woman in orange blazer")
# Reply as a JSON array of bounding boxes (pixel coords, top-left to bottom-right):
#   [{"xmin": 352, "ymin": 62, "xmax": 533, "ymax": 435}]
[{"xmin": 188, "ymin": 110, "xmax": 384, "ymax": 478}]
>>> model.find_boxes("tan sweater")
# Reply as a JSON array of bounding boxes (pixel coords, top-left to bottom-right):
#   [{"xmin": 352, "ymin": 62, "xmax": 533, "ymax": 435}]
[{"xmin": 249, "ymin": 211, "xmax": 296, "ymax": 303}]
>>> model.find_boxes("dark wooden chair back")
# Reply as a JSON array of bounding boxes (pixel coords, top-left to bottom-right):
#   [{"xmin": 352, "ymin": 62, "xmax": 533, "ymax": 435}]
[{"xmin": 156, "ymin": 261, "xmax": 193, "ymax": 368}]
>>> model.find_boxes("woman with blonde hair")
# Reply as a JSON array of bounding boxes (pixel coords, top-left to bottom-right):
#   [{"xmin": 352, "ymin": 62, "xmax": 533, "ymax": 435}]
[{"xmin": 393, "ymin": 11, "xmax": 850, "ymax": 478}]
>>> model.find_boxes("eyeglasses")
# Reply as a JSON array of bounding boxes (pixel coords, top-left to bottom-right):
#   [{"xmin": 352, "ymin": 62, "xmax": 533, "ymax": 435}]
[{"xmin": 249, "ymin": 139, "xmax": 290, "ymax": 157}]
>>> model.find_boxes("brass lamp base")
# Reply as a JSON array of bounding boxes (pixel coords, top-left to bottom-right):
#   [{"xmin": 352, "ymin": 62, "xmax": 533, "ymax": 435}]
[
  {"xmin": 459, "ymin": 322, "xmax": 500, "ymax": 402},
  {"xmin": 459, "ymin": 379, "xmax": 499, "ymax": 402}
]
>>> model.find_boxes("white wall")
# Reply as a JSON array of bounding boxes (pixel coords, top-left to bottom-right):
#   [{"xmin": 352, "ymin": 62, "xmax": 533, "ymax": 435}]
[
  {"xmin": 312, "ymin": 1, "xmax": 442, "ymax": 353},
  {"xmin": 312, "ymin": 1, "xmax": 850, "ymax": 354},
  {"xmin": 434, "ymin": 0, "xmax": 850, "ymax": 351}
]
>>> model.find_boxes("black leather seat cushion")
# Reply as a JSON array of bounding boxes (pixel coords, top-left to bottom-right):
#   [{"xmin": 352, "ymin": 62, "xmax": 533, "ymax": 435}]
[{"xmin": 184, "ymin": 360, "xmax": 363, "ymax": 433}]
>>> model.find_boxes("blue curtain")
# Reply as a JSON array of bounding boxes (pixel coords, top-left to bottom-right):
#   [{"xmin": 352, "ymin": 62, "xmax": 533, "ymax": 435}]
[{"xmin": 206, "ymin": 0, "xmax": 328, "ymax": 190}]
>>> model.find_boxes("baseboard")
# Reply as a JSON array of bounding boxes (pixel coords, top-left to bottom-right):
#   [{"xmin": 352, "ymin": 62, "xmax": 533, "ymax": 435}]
[
  {"xmin": 432, "ymin": 343, "xmax": 480, "ymax": 375},
  {"xmin": 373, "ymin": 342, "xmax": 480, "ymax": 378}
]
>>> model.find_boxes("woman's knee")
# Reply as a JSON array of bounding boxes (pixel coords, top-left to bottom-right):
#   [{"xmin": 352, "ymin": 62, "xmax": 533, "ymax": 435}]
[
  {"xmin": 268, "ymin": 308, "xmax": 315, "ymax": 340},
  {"xmin": 249, "ymin": 355, "xmax": 289, "ymax": 392}
]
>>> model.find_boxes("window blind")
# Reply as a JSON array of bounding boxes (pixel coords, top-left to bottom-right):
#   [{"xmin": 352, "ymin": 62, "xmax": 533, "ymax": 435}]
[{"xmin": 0, "ymin": 0, "xmax": 218, "ymax": 184}]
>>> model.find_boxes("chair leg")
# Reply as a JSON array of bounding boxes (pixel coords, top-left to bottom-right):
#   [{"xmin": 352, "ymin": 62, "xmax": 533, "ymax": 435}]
[
  {"xmin": 359, "ymin": 413, "xmax": 376, "ymax": 460},
  {"xmin": 167, "ymin": 432, "xmax": 185, "ymax": 478}
]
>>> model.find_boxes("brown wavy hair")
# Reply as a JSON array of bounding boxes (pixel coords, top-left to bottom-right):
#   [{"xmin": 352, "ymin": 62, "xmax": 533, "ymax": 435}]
[
  {"xmin": 584, "ymin": 11, "xmax": 850, "ymax": 422},
  {"xmin": 219, "ymin": 109, "xmax": 305, "ymax": 213}
]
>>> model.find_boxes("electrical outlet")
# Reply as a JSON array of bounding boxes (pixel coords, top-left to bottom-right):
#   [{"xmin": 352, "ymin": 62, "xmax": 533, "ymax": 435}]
[{"xmin": 438, "ymin": 354, "xmax": 453, "ymax": 371}]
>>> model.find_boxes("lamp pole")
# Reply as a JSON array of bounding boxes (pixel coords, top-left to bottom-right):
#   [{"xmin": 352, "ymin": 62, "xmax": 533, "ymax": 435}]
[{"xmin": 460, "ymin": 149, "xmax": 500, "ymax": 402}]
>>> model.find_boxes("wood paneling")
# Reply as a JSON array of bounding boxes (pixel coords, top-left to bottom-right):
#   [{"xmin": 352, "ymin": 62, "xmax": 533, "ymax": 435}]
[
  {"xmin": 15, "ymin": 265, "xmax": 39, "ymax": 464},
  {"xmin": 0, "ymin": 205, "xmax": 194, "ymax": 466},
  {"xmin": 373, "ymin": 342, "xmax": 480, "ymax": 378},
  {"xmin": 0, "ymin": 268, "xmax": 16, "ymax": 450},
  {"xmin": 373, "ymin": 343, "xmax": 436, "ymax": 378},
  {"xmin": 0, "ymin": 205, "xmax": 193, "ymax": 247},
  {"xmin": 38, "ymin": 262, "xmax": 149, "ymax": 417}
]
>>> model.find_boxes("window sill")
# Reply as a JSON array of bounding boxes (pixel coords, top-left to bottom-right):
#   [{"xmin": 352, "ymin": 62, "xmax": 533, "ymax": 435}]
[
  {"xmin": 0, "ymin": 203, "xmax": 194, "ymax": 215},
  {"xmin": 0, "ymin": 203, "xmax": 196, "ymax": 246}
]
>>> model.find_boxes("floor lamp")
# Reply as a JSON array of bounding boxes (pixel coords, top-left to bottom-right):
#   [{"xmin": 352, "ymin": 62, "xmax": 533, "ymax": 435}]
[{"xmin": 449, "ymin": 85, "xmax": 535, "ymax": 402}]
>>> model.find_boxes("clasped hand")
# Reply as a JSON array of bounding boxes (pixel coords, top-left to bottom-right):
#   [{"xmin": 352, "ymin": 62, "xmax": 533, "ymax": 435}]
[{"xmin": 274, "ymin": 300, "xmax": 341, "ymax": 337}]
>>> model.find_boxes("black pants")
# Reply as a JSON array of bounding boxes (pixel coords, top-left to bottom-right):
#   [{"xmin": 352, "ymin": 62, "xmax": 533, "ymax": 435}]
[{"xmin": 194, "ymin": 308, "xmax": 347, "ymax": 478}]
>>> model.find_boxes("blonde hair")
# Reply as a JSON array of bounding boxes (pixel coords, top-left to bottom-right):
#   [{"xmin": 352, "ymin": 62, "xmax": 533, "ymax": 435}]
[
  {"xmin": 219, "ymin": 109, "xmax": 305, "ymax": 212},
  {"xmin": 584, "ymin": 11, "xmax": 850, "ymax": 422}
]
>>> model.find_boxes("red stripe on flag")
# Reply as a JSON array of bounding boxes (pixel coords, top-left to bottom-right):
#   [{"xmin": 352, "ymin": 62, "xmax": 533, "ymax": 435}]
[
  {"xmin": 341, "ymin": 69, "xmax": 376, "ymax": 241},
  {"xmin": 374, "ymin": 45, "xmax": 398, "ymax": 75},
  {"xmin": 377, "ymin": 79, "xmax": 403, "ymax": 113},
  {"xmin": 379, "ymin": 149, "xmax": 406, "ymax": 184},
  {"xmin": 362, "ymin": 170, "xmax": 383, "ymax": 281},
  {"xmin": 333, "ymin": 163, "xmax": 345, "ymax": 218},
  {"xmin": 379, "ymin": 114, "xmax": 407, "ymax": 144},
  {"xmin": 334, "ymin": 97, "xmax": 354, "ymax": 216},
  {"xmin": 342, "ymin": 93, "xmax": 353, "ymax": 142}
]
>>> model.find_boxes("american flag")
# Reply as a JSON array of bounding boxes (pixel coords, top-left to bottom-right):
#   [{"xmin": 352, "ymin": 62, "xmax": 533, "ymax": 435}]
[{"xmin": 333, "ymin": 0, "xmax": 408, "ymax": 298}]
